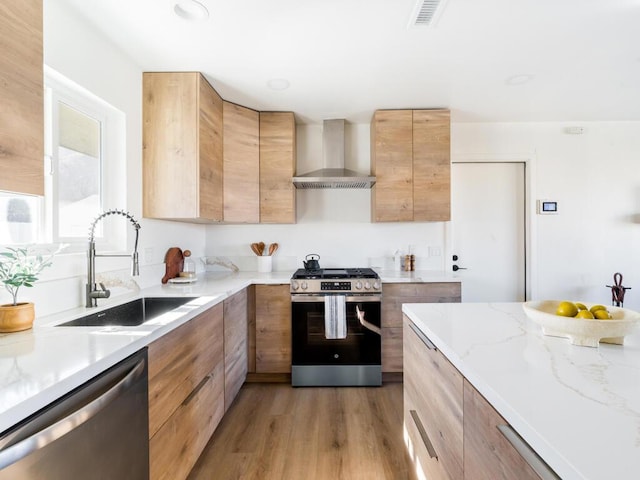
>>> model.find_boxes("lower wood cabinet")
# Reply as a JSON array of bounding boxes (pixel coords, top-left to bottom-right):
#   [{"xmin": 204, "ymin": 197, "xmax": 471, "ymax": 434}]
[
  {"xmin": 463, "ymin": 380, "xmax": 549, "ymax": 480},
  {"xmin": 223, "ymin": 288, "xmax": 248, "ymax": 411},
  {"xmin": 404, "ymin": 315, "xmax": 557, "ymax": 480},
  {"xmin": 383, "ymin": 282, "xmax": 461, "ymax": 372},
  {"xmin": 255, "ymin": 284, "xmax": 291, "ymax": 373},
  {"xmin": 148, "ymin": 303, "xmax": 224, "ymax": 480},
  {"xmin": 403, "ymin": 314, "xmax": 464, "ymax": 480}
]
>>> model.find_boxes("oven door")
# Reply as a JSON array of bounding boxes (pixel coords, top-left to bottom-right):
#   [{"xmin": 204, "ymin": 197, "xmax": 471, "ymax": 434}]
[{"xmin": 291, "ymin": 295, "xmax": 381, "ymax": 366}]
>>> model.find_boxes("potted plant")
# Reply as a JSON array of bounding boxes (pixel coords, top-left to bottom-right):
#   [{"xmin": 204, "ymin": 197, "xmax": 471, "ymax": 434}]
[{"xmin": 0, "ymin": 246, "xmax": 59, "ymax": 333}]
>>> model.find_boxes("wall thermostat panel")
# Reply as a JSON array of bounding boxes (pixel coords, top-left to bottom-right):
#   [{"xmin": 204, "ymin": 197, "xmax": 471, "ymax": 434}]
[{"xmin": 537, "ymin": 200, "xmax": 558, "ymax": 215}]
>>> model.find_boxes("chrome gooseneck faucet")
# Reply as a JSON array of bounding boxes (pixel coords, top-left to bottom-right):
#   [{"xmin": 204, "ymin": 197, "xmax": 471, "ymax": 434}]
[{"xmin": 86, "ymin": 209, "xmax": 141, "ymax": 307}]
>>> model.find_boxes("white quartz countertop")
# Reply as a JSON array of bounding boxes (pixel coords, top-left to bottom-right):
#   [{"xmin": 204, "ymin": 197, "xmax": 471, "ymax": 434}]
[
  {"xmin": 402, "ymin": 302, "xmax": 640, "ymax": 480},
  {"xmin": 0, "ymin": 269, "xmax": 454, "ymax": 434}
]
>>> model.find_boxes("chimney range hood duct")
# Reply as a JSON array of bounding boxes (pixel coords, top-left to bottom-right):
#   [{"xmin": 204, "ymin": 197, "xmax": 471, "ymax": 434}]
[{"xmin": 293, "ymin": 119, "xmax": 376, "ymax": 189}]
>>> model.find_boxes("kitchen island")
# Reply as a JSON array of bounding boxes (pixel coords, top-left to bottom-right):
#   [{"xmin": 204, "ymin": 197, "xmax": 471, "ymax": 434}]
[{"xmin": 403, "ymin": 302, "xmax": 640, "ymax": 480}]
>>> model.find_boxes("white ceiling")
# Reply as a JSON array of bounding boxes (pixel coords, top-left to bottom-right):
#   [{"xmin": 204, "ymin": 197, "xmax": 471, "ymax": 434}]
[{"xmin": 57, "ymin": 0, "xmax": 640, "ymax": 124}]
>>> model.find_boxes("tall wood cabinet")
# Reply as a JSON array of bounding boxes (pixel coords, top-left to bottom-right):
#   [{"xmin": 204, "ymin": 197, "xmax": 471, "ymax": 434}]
[
  {"xmin": 223, "ymin": 101, "xmax": 260, "ymax": 223},
  {"xmin": 0, "ymin": 0, "xmax": 44, "ymax": 195},
  {"xmin": 143, "ymin": 72, "xmax": 223, "ymax": 222},
  {"xmin": 371, "ymin": 109, "xmax": 450, "ymax": 222},
  {"xmin": 382, "ymin": 282, "xmax": 461, "ymax": 372},
  {"xmin": 259, "ymin": 112, "xmax": 296, "ymax": 224}
]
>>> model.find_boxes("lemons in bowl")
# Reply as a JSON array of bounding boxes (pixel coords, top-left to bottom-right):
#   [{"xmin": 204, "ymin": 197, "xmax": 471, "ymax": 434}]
[{"xmin": 555, "ymin": 301, "xmax": 612, "ymax": 320}]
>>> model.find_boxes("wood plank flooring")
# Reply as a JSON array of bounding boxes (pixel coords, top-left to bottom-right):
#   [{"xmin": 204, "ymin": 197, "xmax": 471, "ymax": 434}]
[{"xmin": 187, "ymin": 382, "xmax": 416, "ymax": 480}]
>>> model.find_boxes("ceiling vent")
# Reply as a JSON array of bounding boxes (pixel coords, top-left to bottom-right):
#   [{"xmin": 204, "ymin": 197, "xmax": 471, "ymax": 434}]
[{"xmin": 409, "ymin": 0, "xmax": 449, "ymax": 27}]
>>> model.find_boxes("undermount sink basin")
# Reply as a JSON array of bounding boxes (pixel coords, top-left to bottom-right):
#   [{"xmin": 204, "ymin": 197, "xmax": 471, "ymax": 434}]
[{"xmin": 58, "ymin": 297, "xmax": 193, "ymax": 327}]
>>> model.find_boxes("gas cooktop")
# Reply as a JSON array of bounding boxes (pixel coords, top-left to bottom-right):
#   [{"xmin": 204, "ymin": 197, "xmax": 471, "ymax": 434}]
[{"xmin": 291, "ymin": 268, "xmax": 379, "ymax": 280}]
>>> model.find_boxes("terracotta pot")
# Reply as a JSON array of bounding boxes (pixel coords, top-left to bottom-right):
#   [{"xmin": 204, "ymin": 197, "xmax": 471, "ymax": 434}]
[{"xmin": 0, "ymin": 302, "xmax": 35, "ymax": 333}]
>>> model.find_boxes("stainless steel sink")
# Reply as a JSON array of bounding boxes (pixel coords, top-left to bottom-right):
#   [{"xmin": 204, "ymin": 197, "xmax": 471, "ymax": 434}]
[{"xmin": 57, "ymin": 297, "xmax": 193, "ymax": 327}]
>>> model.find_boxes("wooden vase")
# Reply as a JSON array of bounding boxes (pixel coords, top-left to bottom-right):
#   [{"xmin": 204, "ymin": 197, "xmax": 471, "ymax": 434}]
[{"xmin": 0, "ymin": 302, "xmax": 35, "ymax": 333}]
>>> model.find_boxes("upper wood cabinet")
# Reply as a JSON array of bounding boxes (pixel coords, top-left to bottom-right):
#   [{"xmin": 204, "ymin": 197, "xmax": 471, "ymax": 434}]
[
  {"xmin": 0, "ymin": 0, "xmax": 44, "ymax": 195},
  {"xmin": 143, "ymin": 72, "xmax": 223, "ymax": 222},
  {"xmin": 371, "ymin": 109, "xmax": 450, "ymax": 222},
  {"xmin": 259, "ymin": 112, "xmax": 296, "ymax": 224},
  {"xmin": 223, "ymin": 101, "xmax": 259, "ymax": 223}
]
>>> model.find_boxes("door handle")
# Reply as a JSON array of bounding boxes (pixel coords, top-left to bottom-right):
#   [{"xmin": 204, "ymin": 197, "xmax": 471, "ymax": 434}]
[{"xmin": 452, "ymin": 265, "xmax": 467, "ymax": 272}]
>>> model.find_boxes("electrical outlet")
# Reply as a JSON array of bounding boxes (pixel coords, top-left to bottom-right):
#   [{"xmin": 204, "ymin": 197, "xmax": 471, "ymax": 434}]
[
  {"xmin": 144, "ymin": 247, "xmax": 154, "ymax": 264},
  {"xmin": 428, "ymin": 246, "xmax": 442, "ymax": 257}
]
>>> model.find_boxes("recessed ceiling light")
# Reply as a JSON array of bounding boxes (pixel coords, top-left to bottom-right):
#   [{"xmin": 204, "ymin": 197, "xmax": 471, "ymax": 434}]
[
  {"xmin": 173, "ymin": 0, "xmax": 209, "ymax": 21},
  {"xmin": 505, "ymin": 74, "xmax": 535, "ymax": 86},
  {"xmin": 267, "ymin": 78, "xmax": 290, "ymax": 91}
]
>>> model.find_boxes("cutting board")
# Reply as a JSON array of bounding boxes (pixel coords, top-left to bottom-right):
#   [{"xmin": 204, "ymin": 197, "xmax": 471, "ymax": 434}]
[{"xmin": 162, "ymin": 247, "xmax": 184, "ymax": 284}]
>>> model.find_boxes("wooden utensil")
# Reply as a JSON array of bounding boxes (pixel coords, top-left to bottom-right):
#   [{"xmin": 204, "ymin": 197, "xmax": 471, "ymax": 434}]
[
  {"xmin": 250, "ymin": 243, "xmax": 261, "ymax": 256},
  {"xmin": 258, "ymin": 242, "xmax": 265, "ymax": 256},
  {"xmin": 268, "ymin": 243, "xmax": 279, "ymax": 256}
]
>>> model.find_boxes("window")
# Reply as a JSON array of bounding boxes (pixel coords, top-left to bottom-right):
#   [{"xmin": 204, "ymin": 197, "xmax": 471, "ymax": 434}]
[{"xmin": 0, "ymin": 67, "xmax": 126, "ymax": 250}]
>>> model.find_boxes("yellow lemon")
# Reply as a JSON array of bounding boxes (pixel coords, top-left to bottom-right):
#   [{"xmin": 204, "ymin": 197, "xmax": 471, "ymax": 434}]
[
  {"xmin": 575, "ymin": 302, "xmax": 587, "ymax": 311},
  {"xmin": 556, "ymin": 301, "xmax": 578, "ymax": 317},
  {"xmin": 594, "ymin": 309, "xmax": 612, "ymax": 320},
  {"xmin": 575, "ymin": 310, "xmax": 595, "ymax": 319},
  {"xmin": 589, "ymin": 304, "xmax": 607, "ymax": 314}
]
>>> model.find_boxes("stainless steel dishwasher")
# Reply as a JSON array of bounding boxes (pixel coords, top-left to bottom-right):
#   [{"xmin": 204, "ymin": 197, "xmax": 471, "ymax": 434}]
[{"xmin": 0, "ymin": 349, "xmax": 149, "ymax": 479}]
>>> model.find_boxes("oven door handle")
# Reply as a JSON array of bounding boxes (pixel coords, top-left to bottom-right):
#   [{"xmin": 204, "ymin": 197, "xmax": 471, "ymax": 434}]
[
  {"xmin": 291, "ymin": 295, "xmax": 381, "ymax": 303},
  {"xmin": 356, "ymin": 305, "xmax": 382, "ymax": 335}
]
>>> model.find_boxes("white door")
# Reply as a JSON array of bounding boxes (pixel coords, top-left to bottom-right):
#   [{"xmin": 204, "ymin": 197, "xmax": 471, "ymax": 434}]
[{"xmin": 451, "ymin": 162, "xmax": 526, "ymax": 302}]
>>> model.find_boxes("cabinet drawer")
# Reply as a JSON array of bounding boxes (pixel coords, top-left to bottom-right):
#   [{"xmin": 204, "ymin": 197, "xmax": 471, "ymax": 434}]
[
  {"xmin": 148, "ymin": 303, "xmax": 224, "ymax": 437},
  {"xmin": 403, "ymin": 315, "xmax": 463, "ymax": 480},
  {"xmin": 150, "ymin": 362, "xmax": 225, "ymax": 480},
  {"xmin": 463, "ymin": 380, "xmax": 556, "ymax": 480}
]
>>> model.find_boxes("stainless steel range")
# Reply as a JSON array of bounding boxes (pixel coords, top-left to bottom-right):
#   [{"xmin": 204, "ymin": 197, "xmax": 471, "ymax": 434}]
[{"xmin": 290, "ymin": 268, "xmax": 382, "ymax": 387}]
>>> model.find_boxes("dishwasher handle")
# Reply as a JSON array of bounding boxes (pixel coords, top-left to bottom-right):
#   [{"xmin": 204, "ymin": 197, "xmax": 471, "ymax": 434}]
[{"xmin": 0, "ymin": 356, "xmax": 146, "ymax": 470}]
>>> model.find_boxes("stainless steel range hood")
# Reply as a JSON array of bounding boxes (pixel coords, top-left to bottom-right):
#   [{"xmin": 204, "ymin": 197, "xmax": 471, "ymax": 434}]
[{"xmin": 293, "ymin": 119, "xmax": 376, "ymax": 189}]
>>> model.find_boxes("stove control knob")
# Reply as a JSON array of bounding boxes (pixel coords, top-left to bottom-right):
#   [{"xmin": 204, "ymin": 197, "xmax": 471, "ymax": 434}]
[
  {"xmin": 364, "ymin": 281, "xmax": 371, "ymax": 290},
  {"xmin": 291, "ymin": 280, "xmax": 299, "ymax": 291},
  {"xmin": 301, "ymin": 281, "xmax": 308, "ymax": 290},
  {"xmin": 373, "ymin": 280, "xmax": 381, "ymax": 290},
  {"xmin": 355, "ymin": 281, "xmax": 363, "ymax": 290}
]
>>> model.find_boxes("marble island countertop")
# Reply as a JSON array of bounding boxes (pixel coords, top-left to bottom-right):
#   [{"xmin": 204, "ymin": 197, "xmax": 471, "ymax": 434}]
[{"xmin": 402, "ymin": 302, "xmax": 640, "ymax": 480}]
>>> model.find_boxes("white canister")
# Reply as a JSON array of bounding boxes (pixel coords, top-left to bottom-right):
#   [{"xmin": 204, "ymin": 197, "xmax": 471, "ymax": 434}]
[{"xmin": 257, "ymin": 256, "xmax": 272, "ymax": 273}]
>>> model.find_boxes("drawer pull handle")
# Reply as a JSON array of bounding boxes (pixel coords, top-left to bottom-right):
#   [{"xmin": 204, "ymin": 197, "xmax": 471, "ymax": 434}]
[
  {"xmin": 497, "ymin": 425, "xmax": 560, "ymax": 480},
  {"xmin": 409, "ymin": 410, "xmax": 438, "ymax": 460},
  {"xmin": 182, "ymin": 375, "xmax": 212, "ymax": 406},
  {"xmin": 409, "ymin": 321, "xmax": 436, "ymax": 350}
]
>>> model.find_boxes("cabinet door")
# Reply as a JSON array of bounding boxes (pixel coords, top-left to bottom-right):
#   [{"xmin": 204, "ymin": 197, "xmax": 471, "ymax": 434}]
[
  {"xmin": 223, "ymin": 101, "xmax": 259, "ymax": 223},
  {"xmin": 255, "ymin": 284, "xmax": 291, "ymax": 373},
  {"xmin": 413, "ymin": 109, "xmax": 450, "ymax": 221},
  {"xmin": 463, "ymin": 380, "xmax": 549, "ymax": 480},
  {"xmin": 370, "ymin": 110, "xmax": 413, "ymax": 222},
  {"xmin": 259, "ymin": 112, "xmax": 296, "ymax": 224},
  {"xmin": 381, "ymin": 282, "xmax": 461, "ymax": 372},
  {"xmin": 197, "ymin": 73, "xmax": 223, "ymax": 221},
  {"xmin": 143, "ymin": 72, "xmax": 222, "ymax": 221},
  {"xmin": 147, "ymin": 303, "xmax": 224, "ymax": 438},
  {"xmin": 223, "ymin": 288, "xmax": 248, "ymax": 411},
  {"xmin": 404, "ymin": 315, "xmax": 463, "ymax": 480},
  {"xmin": 0, "ymin": 0, "xmax": 44, "ymax": 195}
]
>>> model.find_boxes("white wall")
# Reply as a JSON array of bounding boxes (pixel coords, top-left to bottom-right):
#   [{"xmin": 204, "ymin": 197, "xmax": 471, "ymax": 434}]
[
  {"xmin": 0, "ymin": 1, "xmax": 207, "ymax": 316},
  {"xmin": 453, "ymin": 122, "xmax": 640, "ymax": 310}
]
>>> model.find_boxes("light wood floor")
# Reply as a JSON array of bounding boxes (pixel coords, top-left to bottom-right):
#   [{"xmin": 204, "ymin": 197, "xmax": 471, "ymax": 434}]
[{"xmin": 187, "ymin": 382, "xmax": 416, "ymax": 480}]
